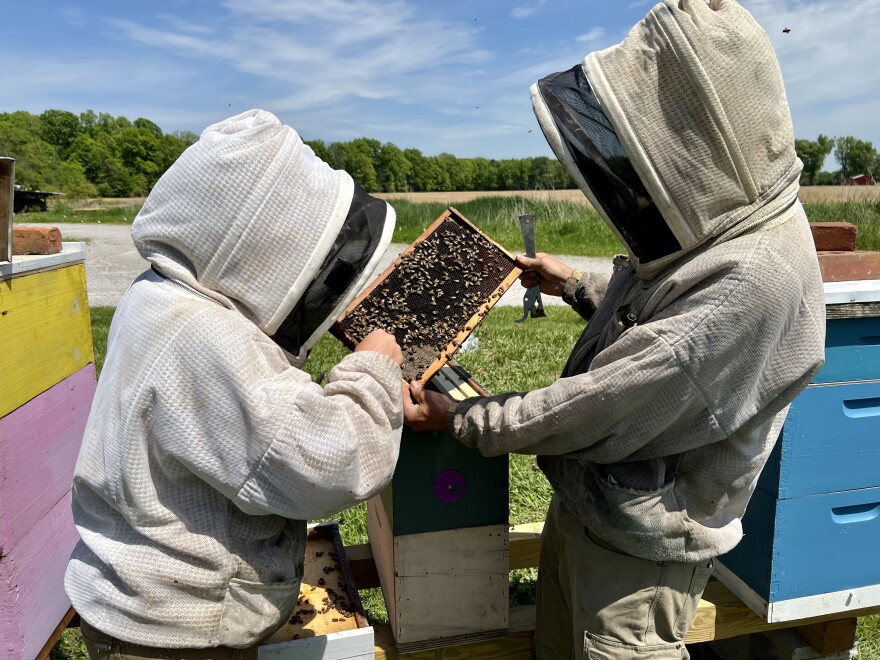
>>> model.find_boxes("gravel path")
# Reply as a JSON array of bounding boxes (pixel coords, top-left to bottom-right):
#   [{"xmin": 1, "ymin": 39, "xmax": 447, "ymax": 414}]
[{"xmin": 52, "ymin": 223, "xmax": 613, "ymax": 309}]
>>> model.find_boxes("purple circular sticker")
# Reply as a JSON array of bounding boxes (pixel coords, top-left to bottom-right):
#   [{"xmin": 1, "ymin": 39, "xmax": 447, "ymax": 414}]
[{"xmin": 433, "ymin": 470, "xmax": 468, "ymax": 504}]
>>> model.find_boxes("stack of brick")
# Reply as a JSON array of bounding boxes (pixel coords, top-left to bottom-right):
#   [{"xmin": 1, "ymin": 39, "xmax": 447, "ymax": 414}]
[
  {"xmin": 812, "ymin": 222, "xmax": 880, "ymax": 281},
  {"xmin": 1, "ymin": 226, "xmax": 97, "ymax": 659}
]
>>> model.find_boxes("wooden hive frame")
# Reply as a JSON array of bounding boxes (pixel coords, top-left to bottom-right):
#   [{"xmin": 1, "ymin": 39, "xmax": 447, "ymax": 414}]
[{"xmin": 333, "ymin": 207, "xmax": 522, "ymax": 385}]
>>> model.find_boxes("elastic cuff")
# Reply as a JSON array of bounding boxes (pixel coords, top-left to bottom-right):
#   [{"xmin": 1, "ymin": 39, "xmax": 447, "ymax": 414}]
[
  {"xmin": 445, "ymin": 401, "xmax": 459, "ymax": 431},
  {"xmin": 562, "ymin": 269, "xmax": 585, "ymax": 306}
]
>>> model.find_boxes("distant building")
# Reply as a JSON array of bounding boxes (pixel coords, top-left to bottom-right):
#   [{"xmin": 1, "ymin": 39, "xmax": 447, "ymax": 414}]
[
  {"xmin": 12, "ymin": 185, "xmax": 63, "ymax": 213},
  {"xmin": 843, "ymin": 174, "xmax": 876, "ymax": 186}
]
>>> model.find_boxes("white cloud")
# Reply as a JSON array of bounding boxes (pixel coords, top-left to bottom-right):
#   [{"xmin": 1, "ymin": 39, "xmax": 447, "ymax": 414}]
[
  {"xmin": 576, "ymin": 27, "xmax": 606, "ymax": 43},
  {"xmin": 741, "ymin": 0, "xmax": 880, "ymax": 149},
  {"xmin": 156, "ymin": 14, "xmax": 215, "ymax": 35},
  {"xmin": 510, "ymin": 0, "xmax": 548, "ymax": 20}
]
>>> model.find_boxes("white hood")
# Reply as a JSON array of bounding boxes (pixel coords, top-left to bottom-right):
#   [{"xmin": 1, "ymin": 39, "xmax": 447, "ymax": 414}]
[{"xmin": 132, "ymin": 109, "xmax": 395, "ymax": 358}]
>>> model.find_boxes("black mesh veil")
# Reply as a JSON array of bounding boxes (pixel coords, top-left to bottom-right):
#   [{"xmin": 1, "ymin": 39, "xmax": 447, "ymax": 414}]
[
  {"xmin": 272, "ymin": 183, "xmax": 388, "ymax": 355},
  {"xmin": 535, "ymin": 65, "xmax": 681, "ymax": 263}
]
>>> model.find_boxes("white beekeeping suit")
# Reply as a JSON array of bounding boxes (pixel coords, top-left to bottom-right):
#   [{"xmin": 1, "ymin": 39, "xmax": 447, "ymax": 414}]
[{"xmin": 65, "ymin": 110, "xmax": 402, "ymax": 648}]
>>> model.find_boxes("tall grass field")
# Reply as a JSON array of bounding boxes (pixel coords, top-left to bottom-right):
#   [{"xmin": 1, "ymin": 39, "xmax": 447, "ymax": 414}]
[{"xmin": 20, "ymin": 194, "xmax": 880, "ymax": 258}]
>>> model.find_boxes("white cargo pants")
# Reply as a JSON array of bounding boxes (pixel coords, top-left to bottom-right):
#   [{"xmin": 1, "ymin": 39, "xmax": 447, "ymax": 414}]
[{"xmin": 535, "ymin": 496, "xmax": 714, "ymax": 660}]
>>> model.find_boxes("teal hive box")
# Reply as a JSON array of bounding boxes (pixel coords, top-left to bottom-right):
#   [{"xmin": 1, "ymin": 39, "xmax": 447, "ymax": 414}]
[{"xmin": 380, "ymin": 425, "xmax": 509, "ymax": 536}]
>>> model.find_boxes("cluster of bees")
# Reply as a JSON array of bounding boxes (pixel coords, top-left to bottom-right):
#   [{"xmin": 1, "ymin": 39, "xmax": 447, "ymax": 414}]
[
  {"xmin": 287, "ymin": 552, "xmax": 357, "ymax": 630},
  {"xmin": 337, "ymin": 218, "xmax": 514, "ymax": 381}
]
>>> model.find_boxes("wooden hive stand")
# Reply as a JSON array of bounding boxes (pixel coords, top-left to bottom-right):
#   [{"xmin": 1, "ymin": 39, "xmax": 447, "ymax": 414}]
[{"xmin": 2, "ymin": 157, "xmax": 98, "ymax": 660}]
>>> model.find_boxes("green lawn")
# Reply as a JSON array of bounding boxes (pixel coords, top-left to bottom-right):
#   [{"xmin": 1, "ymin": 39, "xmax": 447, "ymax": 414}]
[
  {"xmin": 54, "ymin": 305, "xmax": 879, "ymax": 657},
  {"xmin": 21, "ymin": 197, "xmax": 880, "ymax": 257}
]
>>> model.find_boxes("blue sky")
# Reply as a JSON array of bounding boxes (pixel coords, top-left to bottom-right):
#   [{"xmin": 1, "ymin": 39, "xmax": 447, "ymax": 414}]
[{"xmin": 2, "ymin": 0, "xmax": 878, "ymax": 163}]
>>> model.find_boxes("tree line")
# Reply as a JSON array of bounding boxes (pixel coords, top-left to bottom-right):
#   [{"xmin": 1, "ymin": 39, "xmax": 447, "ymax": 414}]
[
  {"xmin": 796, "ymin": 135, "xmax": 880, "ymax": 185},
  {"xmin": 1, "ymin": 109, "xmax": 877, "ymax": 198},
  {"xmin": 0, "ymin": 110, "xmax": 198, "ymax": 198}
]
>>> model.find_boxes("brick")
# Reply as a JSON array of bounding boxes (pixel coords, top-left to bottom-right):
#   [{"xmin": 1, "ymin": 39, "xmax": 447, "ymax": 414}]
[
  {"xmin": 12, "ymin": 226, "xmax": 62, "ymax": 255},
  {"xmin": 818, "ymin": 251, "xmax": 880, "ymax": 282},
  {"xmin": 810, "ymin": 222, "xmax": 858, "ymax": 252}
]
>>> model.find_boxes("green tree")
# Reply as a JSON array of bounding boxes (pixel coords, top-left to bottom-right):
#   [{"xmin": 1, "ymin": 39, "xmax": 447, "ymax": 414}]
[
  {"xmin": 795, "ymin": 135, "xmax": 833, "ymax": 185},
  {"xmin": 834, "ymin": 136, "xmax": 877, "ymax": 180},
  {"xmin": 376, "ymin": 142, "xmax": 411, "ymax": 192},
  {"xmin": 117, "ymin": 126, "xmax": 161, "ymax": 193},
  {"xmin": 334, "ymin": 140, "xmax": 378, "ymax": 192},
  {"xmin": 133, "ymin": 117, "xmax": 163, "ymax": 138},
  {"xmin": 39, "ymin": 109, "xmax": 82, "ymax": 159}
]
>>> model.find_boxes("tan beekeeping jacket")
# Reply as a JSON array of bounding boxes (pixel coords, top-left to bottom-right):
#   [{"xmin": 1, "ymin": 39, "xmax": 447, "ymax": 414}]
[{"xmin": 449, "ymin": 0, "xmax": 826, "ymax": 562}]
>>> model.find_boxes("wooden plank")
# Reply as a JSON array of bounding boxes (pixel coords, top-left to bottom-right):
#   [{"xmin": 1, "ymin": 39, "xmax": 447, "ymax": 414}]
[
  {"xmin": 0, "ymin": 263, "xmax": 94, "ymax": 418},
  {"xmin": 0, "ymin": 491, "xmax": 78, "ymax": 660},
  {"xmin": 395, "ymin": 526, "xmax": 508, "ymax": 577},
  {"xmin": 391, "ymin": 523, "xmax": 508, "ymax": 647},
  {"xmin": 0, "ymin": 364, "xmax": 96, "ymax": 550},
  {"xmin": 35, "ymin": 607, "xmax": 77, "ymax": 660},
  {"xmin": 346, "ymin": 541, "xmax": 379, "ymax": 590},
  {"xmin": 793, "ymin": 618, "xmax": 858, "ymax": 656},
  {"xmin": 348, "ymin": 521, "xmax": 542, "ymax": 590},
  {"xmin": 374, "ymin": 600, "xmax": 877, "ymax": 658},
  {"xmin": 367, "ymin": 496, "xmax": 398, "ymax": 629},
  {"xmin": 509, "ymin": 522, "xmax": 542, "ymax": 570},
  {"xmin": 0, "ymin": 158, "xmax": 12, "ymax": 263},
  {"xmin": 263, "ymin": 525, "xmax": 363, "ymax": 646},
  {"xmin": 374, "ymin": 625, "xmax": 535, "ymax": 660}
]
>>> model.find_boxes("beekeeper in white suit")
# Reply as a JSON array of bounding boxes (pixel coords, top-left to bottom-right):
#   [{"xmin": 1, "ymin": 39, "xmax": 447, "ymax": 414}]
[
  {"xmin": 405, "ymin": 1, "xmax": 825, "ymax": 658},
  {"xmin": 65, "ymin": 109, "xmax": 404, "ymax": 658}
]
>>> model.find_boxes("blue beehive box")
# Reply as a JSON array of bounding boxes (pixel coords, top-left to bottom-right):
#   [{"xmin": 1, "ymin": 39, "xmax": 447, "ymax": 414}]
[{"xmin": 717, "ymin": 280, "xmax": 880, "ymax": 623}]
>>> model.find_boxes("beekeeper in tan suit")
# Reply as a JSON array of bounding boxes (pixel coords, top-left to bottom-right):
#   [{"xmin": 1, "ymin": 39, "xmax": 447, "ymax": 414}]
[
  {"xmin": 66, "ymin": 110, "xmax": 405, "ymax": 658},
  {"xmin": 405, "ymin": 1, "xmax": 825, "ymax": 658}
]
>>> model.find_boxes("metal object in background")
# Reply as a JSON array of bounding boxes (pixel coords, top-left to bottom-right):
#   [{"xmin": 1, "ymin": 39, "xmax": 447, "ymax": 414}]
[
  {"xmin": 517, "ymin": 214, "xmax": 546, "ymax": 323},
  {"xmin": 0, "ymin": 158, "xmax": 13, "ymax": 263}
]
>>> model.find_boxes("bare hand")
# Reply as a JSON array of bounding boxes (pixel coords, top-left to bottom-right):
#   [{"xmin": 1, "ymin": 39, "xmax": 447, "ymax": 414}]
[
  {"xmin": 515, "ymin": 253, "xmax": 574, "ymax": 297},
  {"xmin": 403, "ymin": 381, "xmax": 453, "ymax": 431},
  {"xmin": 355, "ymin": 329, "xmax": 403, "ymax": 366}
]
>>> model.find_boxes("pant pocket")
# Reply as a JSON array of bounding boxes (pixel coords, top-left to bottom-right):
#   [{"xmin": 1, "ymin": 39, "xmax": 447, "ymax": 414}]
[
  {"xmin": 584, "ymin": 632, "xmax": 685, "ymax": 659},
  {"xmin": 672, "ymin": 559, "xmax": 714, "ymax": 639},
  {"xmin": 216, "ymin": 577, "xmax": 301, "ymax": 647}
]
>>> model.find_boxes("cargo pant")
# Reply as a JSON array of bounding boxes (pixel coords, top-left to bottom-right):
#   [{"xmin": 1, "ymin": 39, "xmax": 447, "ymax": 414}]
[
  {"xmin": 535, "ymin": 496, "xmax": 714, "ymax": 660},
  {"xmin": 79, "ymin": 619, "xmax": 259, "ymax": 660}
]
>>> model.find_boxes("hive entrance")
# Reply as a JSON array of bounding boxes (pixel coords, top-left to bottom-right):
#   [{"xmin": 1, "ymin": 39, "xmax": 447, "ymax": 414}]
[{"xmin": 333, "ymin": 208, "xmax": 520, "ymax": 383}]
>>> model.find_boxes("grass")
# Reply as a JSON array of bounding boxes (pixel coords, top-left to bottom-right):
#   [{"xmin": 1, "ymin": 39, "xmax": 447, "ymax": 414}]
[{"xmin": 15, "ymin": 204, "xmax": 142, "ymax": 225}]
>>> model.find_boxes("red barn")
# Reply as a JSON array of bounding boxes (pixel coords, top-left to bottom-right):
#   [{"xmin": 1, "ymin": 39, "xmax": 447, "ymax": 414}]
[{"xmin": 843, "ymin": 174, "xmax": 876, "ymax": 186}]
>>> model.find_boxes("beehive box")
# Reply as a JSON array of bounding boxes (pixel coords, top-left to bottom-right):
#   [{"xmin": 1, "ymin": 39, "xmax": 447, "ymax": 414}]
[
  {"xmin": 0, "ymin": 243, "xmax": 97, "ymax": 659},
  {"xmin": 717, "ymin": 279, "xmax": 880, "ymax": 623},
  {"xmin": 333, "ymin": 208, "xmax": 521, "ymax": 383},
  {"xmin": 368, "ymin": 364, "xmax": 509, "ymax": 653},
  {"xmin": 259, "ymin": 522, "xmax": 372, "ymax": 659}
]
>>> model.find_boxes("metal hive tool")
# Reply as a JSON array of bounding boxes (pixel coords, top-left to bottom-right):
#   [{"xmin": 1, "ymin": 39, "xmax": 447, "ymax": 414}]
[{"xmin": 333, "ymin": 208, "xmax": 522, "ymax": 384}]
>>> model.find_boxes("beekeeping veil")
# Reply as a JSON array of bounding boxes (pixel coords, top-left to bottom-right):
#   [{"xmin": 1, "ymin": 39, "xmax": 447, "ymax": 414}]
[
  {"xmin": 132, "ymin": 109, "xmax": 395, "ymax": 365},
  {"xmin": 531, "ymin": 0, "xmax": 802, "ymax": 279}
]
